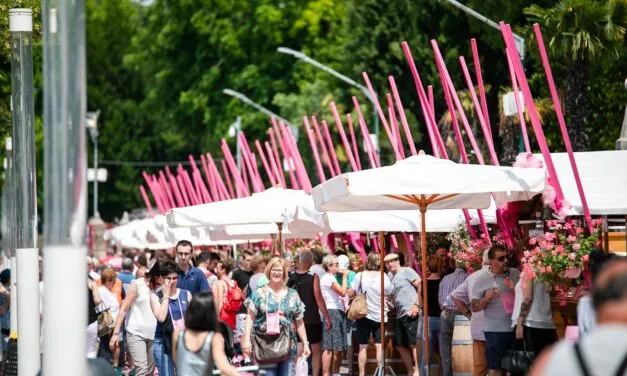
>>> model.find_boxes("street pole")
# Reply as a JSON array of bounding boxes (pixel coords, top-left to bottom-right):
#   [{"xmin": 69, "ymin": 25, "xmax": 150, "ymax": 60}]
[
  {"xmin": 277, "ymin": 47, "xmax": 381, "ymax": 156},
  {"xmin": 235, "ymin": 116, "xmax": 242, "ymax": 171},
  {"xmin": 87, "ymin": 110, "xmax": 100, "ymax": 217},
  {"xmin": 9, "ymin": 8, "xmax": 41, "ymax": 374},
  {"xmin": 42, "ymin": 0, "xmax": 89, "ymax": 373},
  {"xmin": 5, "ymin": 137, "xmax": 17, "ymax": 339}
]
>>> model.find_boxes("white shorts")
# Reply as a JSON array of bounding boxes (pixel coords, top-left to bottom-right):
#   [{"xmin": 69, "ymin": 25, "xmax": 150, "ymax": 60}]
[{"xmin": 234, "ymin": 313, "xmax": 247, "ymax": 343}]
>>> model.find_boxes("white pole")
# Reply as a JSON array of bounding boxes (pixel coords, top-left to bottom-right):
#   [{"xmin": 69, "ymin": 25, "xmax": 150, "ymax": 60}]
[
  {"xmin": 43, "ymin": 246, "xmax": 87, "ymax": 375},
  {"xmin": 10, "ymin": 257, "xmax": 17, "ymax": 336},
  {"xmin": 17, "ymin": 248, "xmax": 40, "ymax": 375}
]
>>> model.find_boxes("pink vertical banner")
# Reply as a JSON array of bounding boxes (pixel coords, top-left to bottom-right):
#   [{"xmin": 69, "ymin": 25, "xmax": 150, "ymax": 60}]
[
  {"xmin": 207, "ymin": 153, "xmax": 231, "ymax": 200},
  {"xmin": 303, "ymin": 117, "xmax": 327, "ymax": 183},
  {"xmin": 158, "ymin": 171, "xmax": 176, "ymax": 209},
  {"xmin": 459, "ymin": 56, "xmax": 499, "ymax": 165},
  {"xmin": 220, "ymin": 160, "xmax": 236, "ymax": 199},
  {"xmin": 505, "ymin": 50, "xmax": 531, "ymax": 153},
  {"xmin": 179, "ymin": 167, "xmax": 201, "ymax": 205},
  {"xmin": 139, "ymin": 185, "xmax": 155, "ymax": 216},
  {"xmin": 176, "ymin": 174, "xmax": 191, "ymax": 206},
  {"xmin": 165, "ymin": 167, "xmax": 185, "ymax": 207},
  {"xmin": 321, "ymin": 120, "xmax": 342, "ymax": 176},
  {"xmin": 268, "ymin": 129, "xmax": 287, "ymax": 187},
  {"xmin": 255, "ymin": 140, "xmax": 278, "ymax": 186},
  {"xmin": 533, "ymin": 24, "xmax": 592, "ymax": 230},
  {"xmin": 279, "ymin": 120, "xmax": 312, "ymax": 191},
  {"xmin": 471, "ymin": 39, "xmax": 492, "ymax": 141},
  {"xmin": 312, "ymin": 116, "xmax": 337, "ymax": 176},
  {"xmin": 389, "ymin": 76, "xmax": 417, "ymax": 156},
  {"xmin": 200, "ymin": 155, "xmax": 219, "ymax": 202},
  {"xmin": 142, "ymin": 172, "xmax": 165, "ymax": 213},
  {"xmin": 269, "ymin": 125, "xmax": 299, "ymax": 190},
  {"xmin": 346, "ymin": 114, "xmax": 362, "ymax": 171},
  {"xmin": 500, "ymin": 22, "xmax": 565, "ymax": 200},
  {"xmin": 239, "ymin": 132, "xmax": 264, "ymax": 191},
  {"xmin": 193, "ymin": 170, "xmax": 211, "ymax": 203},
  {"xmin": 362, "ymin": 72, "xmax": 402, "ymax": 160},
  {"xmin": 386, "ymin": 94, "xmax": 405, "ymax": 160},
  {"xmin": 221, "ymin": 138, "xmax": 249, "ymax": 197},
  {"xmin": 353, "ymin": 97, "xmax": 380, "ymax": 168},
  {"xmin": 237, "ymin": 134, "xmax": 262, "ymax": 193},
  {"xmin": 330, "ymin": 102, "xmax": 359, "ymax": 171},
  {"xmin": 265, "ymin": 141, "xmax": 285, "ymax": 188},
  {"xmin": 187, "ymin": 156, "xmax": 205, "ymax": 201},
  {"xmin": 401, "ymin": 42, "xmax": 443, "ymax": 158}
]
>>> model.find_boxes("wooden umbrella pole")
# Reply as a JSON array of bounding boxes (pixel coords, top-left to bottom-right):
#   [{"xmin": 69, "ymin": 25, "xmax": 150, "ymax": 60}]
[
  {"xmin": 419, "ymin": 200, "xmax": 430, "ymax": 376},
  {"xmin": 379, "ymin": 231, "xmax": 386, "ymax": 371},
  {"xmin": 277, "ymin": 222, "xmax": 284, "ymax": 255}
]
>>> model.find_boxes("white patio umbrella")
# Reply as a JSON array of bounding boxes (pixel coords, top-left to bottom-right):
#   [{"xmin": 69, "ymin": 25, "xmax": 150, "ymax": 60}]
[{"xmin": 312, "ymin": 153, "xmax": 546, "ymax": 373}]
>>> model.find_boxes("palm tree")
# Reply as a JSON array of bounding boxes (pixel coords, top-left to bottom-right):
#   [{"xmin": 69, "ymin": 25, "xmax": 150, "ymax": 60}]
[{"xmin": 525, "ymin": 0, "xmax": 627, "ymax": 151}]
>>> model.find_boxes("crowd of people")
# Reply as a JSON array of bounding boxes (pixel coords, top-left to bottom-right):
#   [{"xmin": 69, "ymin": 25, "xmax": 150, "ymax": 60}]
[{"xmin": 30, "ymin": 235, "xmax": 623, "ymax": 376}]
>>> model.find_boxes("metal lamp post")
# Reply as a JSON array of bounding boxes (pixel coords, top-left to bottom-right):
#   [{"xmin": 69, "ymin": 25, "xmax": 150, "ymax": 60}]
[
  {"xmin": 42, "ymin": 0, "xmax": 89, "ymax": 372},
  {"xmin": 86, "ymin": 110, "xmax": 100, "ymax": 217},
  {"xmin": 277, "ymin": 46, "xmax": 380, "ymax": 155},
  {"xmin": 9, "ymin": 8, "xmax": 41, "ymax": 374}
]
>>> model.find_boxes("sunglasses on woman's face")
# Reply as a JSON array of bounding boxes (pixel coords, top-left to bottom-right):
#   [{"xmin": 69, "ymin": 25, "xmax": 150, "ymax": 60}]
[{"xmin": 496, "ymin": 255, "xmax": 507, "ymax": 262}]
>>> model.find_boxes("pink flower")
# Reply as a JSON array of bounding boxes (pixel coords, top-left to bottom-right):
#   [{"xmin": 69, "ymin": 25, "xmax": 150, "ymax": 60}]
[
  {"xmin": 529, "ymin": 238, "xmax": 537, "ymax": 246},
  {"xmin": 544, "ymin": 232, "xmax": 556, "ymax": 242},
  {"xmin": 540, "ymin": 266, "xmax": 547, "ymax": 273},
  {"xmin": 546, "ymin": 266, "xmax": 552, "ymax": 273},
  {"xmin": 567, "ymin": 235, "xmax": 577, "ymax": 243},
  {"xmin": 568, "ymin": 253, "xmax": 576, "ymax": 260},
  {"xmin": 576, "ymin": 228, "xmax": 584, "ymax": 234},
  {"xmin": 447, "ymin": 252, "xmax": 453, "ymax": 258},
  {"xmin": 523, "ymin": 251, "xmax": 531, "ymax": 258},
  {"xmin": 572, "ymin": 243, "xmax": 581, "ymax": 251},
  {"xmin": 582, "ymin": 254, "xmax": 589, "ymax": 262}
]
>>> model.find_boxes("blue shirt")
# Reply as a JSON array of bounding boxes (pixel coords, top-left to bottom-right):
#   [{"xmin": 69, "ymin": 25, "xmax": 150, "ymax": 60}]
[
  {"xmin": 177, "ymin": 267, "xmax": 210, "ymax": 295},
  {"xmin": 117, "ymin": 271, "xmax": 135, "ymax": 293}
]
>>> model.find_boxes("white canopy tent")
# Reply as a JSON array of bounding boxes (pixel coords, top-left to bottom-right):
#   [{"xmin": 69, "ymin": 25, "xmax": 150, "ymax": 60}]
[
  {"xmin": 312, "ymin": 153, "xmax": 546, "ymax": 373},
  {"xmin": 536, "ymin": 150, "xmax": 627, "ymax": 215}
]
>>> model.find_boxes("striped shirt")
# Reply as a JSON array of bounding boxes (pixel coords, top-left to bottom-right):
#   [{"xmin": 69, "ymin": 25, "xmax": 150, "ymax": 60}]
[{"xmin": 438, "ymin": 268, "xmax": 468, "ymax": 311}]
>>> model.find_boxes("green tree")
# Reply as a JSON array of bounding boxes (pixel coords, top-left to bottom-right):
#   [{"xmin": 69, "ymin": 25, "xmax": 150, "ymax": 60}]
[{"xmin": 525, "ymin": 0, "xmax": 627, "ymax": 151}]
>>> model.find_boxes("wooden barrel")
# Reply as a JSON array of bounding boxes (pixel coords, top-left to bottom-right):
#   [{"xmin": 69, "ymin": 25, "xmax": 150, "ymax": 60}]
[{"xmin": 452, "ymin": 315, "xmax": 473, "ymax": 376}]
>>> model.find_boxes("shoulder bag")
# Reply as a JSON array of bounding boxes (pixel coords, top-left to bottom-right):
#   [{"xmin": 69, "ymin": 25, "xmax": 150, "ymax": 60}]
[
  {"xmin": 252, "ymin": 292, "xmax": 291, "ymax": 365},
  {"xmin": 347, "ymin": 273, "xmax": 368, "ymax": 321}
]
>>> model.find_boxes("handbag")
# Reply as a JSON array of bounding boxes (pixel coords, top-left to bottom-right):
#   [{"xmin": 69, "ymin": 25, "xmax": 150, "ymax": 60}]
[
  {"xmin": 347, "ymin": 274, "xmax": 368, "ymax": 321},
  {"xmin": 251, "ymin": 293, "xmax": 291, "ymax": 365},
  {"xmin": 97, "ymin": 303, "xmax": 115, "ymax": 337},
  {"xmin": 501, "ymin": 340, "xmax": 534, "ymax": 376}
]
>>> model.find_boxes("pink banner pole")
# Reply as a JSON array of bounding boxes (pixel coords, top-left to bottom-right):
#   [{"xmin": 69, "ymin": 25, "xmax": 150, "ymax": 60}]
[
  {"xmin": 265, "ymin": 141, "xmax": 285, "ymax": 188},
  {"xmin": 207, "ymin": 153, "xmax": 231, "ymax": 200},
  {"xmin": 193, "ymin": 170, "xmax": 211, "ymax": 203},
  {"xmin": 165, "ymin": 167, "xmax": 186, "ymax": 207},
  {"xmin": 312, "ymin": 116, "xmax": 336, "ymax": 176},
  {"xmin": 428, "ymin": 85, "xmax": 435, "ymax": 117},
  {"xmin": 180, "ymin": 167, "xmax": 201, "ymax": 205},
  {"xmin": 279, "ymin": 120, "xmax": 312, "ymax": 191},
  {"xmin": 533, "ymin": 24, "xmax": 592, "ymax": 230},
  {"xmin": 500, "ymin": 23, "xmax": 565, "ymax": 200},
  {"xmin": 158, "ymin": 171, "xmax": 176, "ymax": 209},
  {"xmin": 255, "ymin": 140, "xmax": 278, "ymax": 186},
  {"xmin": 270, "ymin": 124, "xmax": 299, "ymax": 189},
  {"xmin": 239, "ymin": 133, "xmax": 265, "ymax": 190},
  {"xmin": 142, "ymin": 172, "xmax": 164, "ymax": 212},
  {"xmin": 353, "ymin": 97, "xmax": 380, "ymax": 168},
  {"xmin": 151, "ymin": 175, "xmax": 169, "ymax": 211},
  {"xmin": 221, "ymin": 139, "xmax": 249, "ymax": 197},
  {"xmin": 237, "ymin": 133, "xmax": 262, "ymax": 193},
  {"xmin": 505, "ymin": 50, "xmax": 531, "ymax": 153},
  {"xmin": 346, "ymin": 114, "xmax": 362, "ymax": 170},
  {"xmin": 386, "ymin": 94, "xmax": 406, "ymax": 160},
  {"xmin": 427, "ymin": 85, "xmax": 448, "ymax": 158},
  {"xmin": 459, "ymin": 56, "xmax": 499, "ymax": 165},
  {"xmin": 139, "ymin": 185, "xmax": 155, "ymax": 216},
  {"xmin": 431, "ymin": 41, "xmax": 484, "ymax": 164},
  {"xmin": 471, "ymin": 39, "xmax": 492, "ymax": 141},
  {"xmin": 176, "ymin": 174, "xmax": 191, "ymax": 206},
  {"xmin": 220, "ymin": 159, "xmax": 236, "ymax": 199},
  {"xmin": 200, "ymin": 155, "xmax": 219, "ymax": 202},
  {"xmin": 330, "ymin": 101, "xmax": 359, "ymax": 171},
  {"xmin": 362, "ymin": 72, "xmax": 401, "ymax": 160},
  {"xmin": 321, "ymin": 120, "xmax": 342, "ymax": 176},
  {"xmin": 389, "ymin": 76, "xmax": 417, "ymax": 155},
  {"xmin": 268, "ymin": 130, "xmax": 287, "ymax": 187},
  {"xmin": 303, "ymin": 117, "xmax": 327, "ymax": 183},
  {"xmin": 187, "ymin": 156, "xmax": 205, "ymax": 200},
  {"xmin": 401, "ymin": 42, "xmax": 442, "ymax": 158}
]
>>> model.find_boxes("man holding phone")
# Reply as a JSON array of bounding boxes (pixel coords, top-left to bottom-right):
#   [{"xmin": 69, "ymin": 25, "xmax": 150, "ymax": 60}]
[{"xmin": 471, "ymin": 245, "xmax": 520, "ymax": 376}]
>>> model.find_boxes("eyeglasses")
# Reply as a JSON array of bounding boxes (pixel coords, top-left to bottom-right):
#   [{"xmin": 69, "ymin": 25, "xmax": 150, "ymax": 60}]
[
  {"xmin": 164, "ymin": 276, "xmax": 178, "ymax": 281},
  {"xmin": 496, "ymin": 256, "xmax": 507, "ymax": 262},
  {"xmin": 177, "ymin": 252, "xmax": 192, "ymax": 258}
]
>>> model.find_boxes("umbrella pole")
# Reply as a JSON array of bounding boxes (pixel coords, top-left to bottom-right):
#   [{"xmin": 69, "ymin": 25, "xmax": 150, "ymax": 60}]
[
  {"xmin": 277, "ymin": 222, "xmax": 283, "ymax": 255},
  {"xmin": 379, "ymin": 232, "xmax": 385, "ymax": 372},
  {"xmin": 420, "ymin": 203, "xmax": 430, "ymax": 376}
]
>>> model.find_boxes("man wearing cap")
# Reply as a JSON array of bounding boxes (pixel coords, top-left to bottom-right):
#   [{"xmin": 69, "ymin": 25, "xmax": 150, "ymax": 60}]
[{"xmin": 385, "ymin": 253, "xmax": 422, "ymax": 376}]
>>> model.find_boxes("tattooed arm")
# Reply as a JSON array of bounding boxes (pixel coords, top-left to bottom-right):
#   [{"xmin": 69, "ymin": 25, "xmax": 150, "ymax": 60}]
[{"xmin": 516, "ymin": 278, "xmax": 534, "ymax": 339}]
